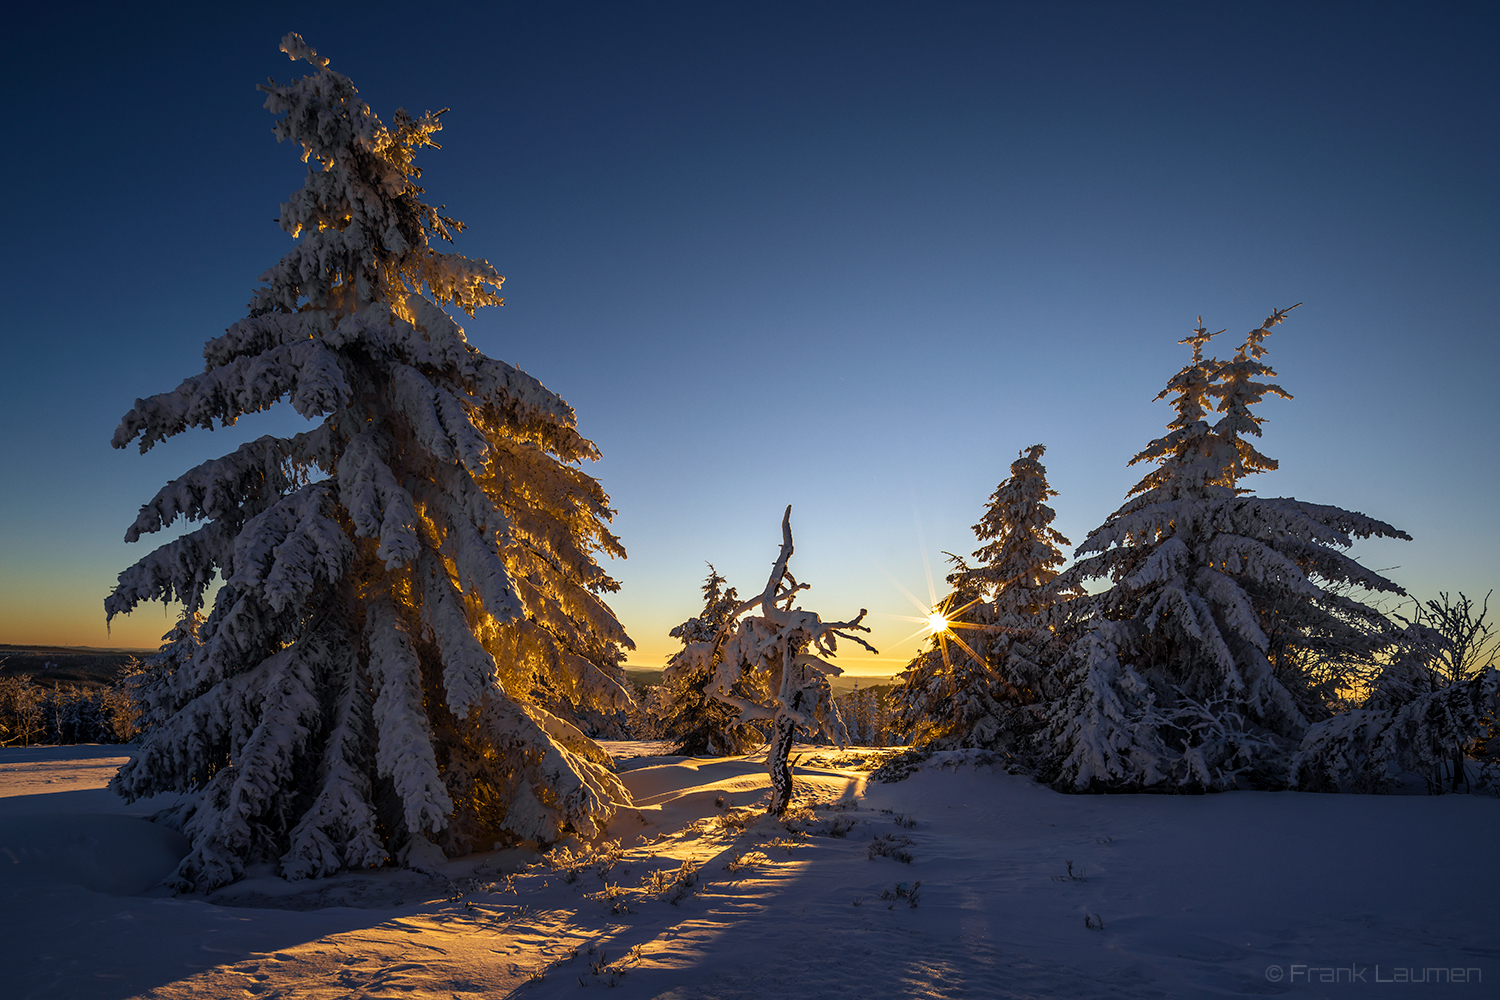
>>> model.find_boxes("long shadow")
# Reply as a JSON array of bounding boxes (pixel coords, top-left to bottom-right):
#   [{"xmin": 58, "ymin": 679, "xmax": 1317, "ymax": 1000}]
[
  {"xmin": 1, "ymin": 748, "xmax": 500, "ymax": 1000},
  {"xmin": 496, "ymin": 749, "xmax": 881, "ymax": 999}
]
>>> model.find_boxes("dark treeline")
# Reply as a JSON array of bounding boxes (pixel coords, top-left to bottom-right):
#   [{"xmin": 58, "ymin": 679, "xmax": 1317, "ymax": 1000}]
[{"xmin": 0, "ymin": 661, "xmax": 143, "ymax": 746}]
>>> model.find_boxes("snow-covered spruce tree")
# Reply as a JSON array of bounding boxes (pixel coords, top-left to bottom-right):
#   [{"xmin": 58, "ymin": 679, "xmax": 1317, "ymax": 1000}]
[
  {"xmin": 893, "ymin": 444, "xmax": 1073, "ymax": 749},
  {"xmin": 118, "ymin": 609, "xmax": 203, "ymax": 741},
  {"xmin": 107, "ymin": 36, "xmax": 634, "ymax": 890},
  {"xmin": 651, "ymin": 566, "xmax": 766, "ymax": 755},
  {"xmin": 679, "ymin": 507, "xmax": 875, "ymax": 814},
  {"xmin": 1042, "ymin": 307, "xmax": 1414, "ymax": 791}
]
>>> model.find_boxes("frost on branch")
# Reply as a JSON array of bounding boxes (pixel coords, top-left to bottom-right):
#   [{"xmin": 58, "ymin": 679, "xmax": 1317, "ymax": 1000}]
[
  {"xmin": 107, "ymin": 36, "xmax": 634, "ymax": 890},
  {"xmin": 692, "ymin": 507, "xmax": 876, "ymax": 814}
]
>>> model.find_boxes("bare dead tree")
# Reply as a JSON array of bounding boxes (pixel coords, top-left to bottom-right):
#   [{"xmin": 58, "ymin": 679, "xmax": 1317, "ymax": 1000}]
[{"xmin": 697, "ymin": 506, "xmax": 877, "ymax": 814}]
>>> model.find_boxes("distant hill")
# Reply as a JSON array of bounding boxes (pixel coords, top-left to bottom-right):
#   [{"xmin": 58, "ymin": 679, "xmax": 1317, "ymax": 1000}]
[
  {"xmin": 624, "ymin": 665, "xmax": 900, "ymax": 695},
  {"xmin": 623, "ymin": 667, "xmax": 664, "ymax": 688},
  {"xmin": 830, "ymin": 677, "xmax": 900, "ymax": 697},
  {"xmin": 0, "ymin": 646, "xmax": 151, "ymax": 688},
  {"xmin": 620, "ymin": 667, "xmax": 897, "ymax": 697}
]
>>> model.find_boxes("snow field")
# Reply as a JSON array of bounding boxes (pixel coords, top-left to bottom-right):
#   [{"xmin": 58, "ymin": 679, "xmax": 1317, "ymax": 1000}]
[{"xmin": 3, "ymin": 744, "xmax": 1498, "ymax": 999}]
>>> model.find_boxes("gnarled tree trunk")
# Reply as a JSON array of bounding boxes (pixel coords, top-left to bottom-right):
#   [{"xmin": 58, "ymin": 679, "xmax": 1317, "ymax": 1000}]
[{"xmin": 767, "ymin": 714, "xmax": 798, "ymax": 815}]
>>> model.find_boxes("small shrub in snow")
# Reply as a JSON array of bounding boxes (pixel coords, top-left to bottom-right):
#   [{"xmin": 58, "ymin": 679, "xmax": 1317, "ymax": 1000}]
[
  {"xmin": 546, "ymin": 840, "xmax": 625, "ymax": 884},
  {"xmin": 1291, "ymin": 666, "xmax": 1499, "ymax": 794},
  {"xmin": 581, "ymin": 944, "xmax": 644, "ymax": 986},
  {"xmin": 643, "ymin": 858, "xmax": 700, "ymax": 904},
  {"xmin": 879, "ymin": 881, "xmax": 922, "ymax": 908},
  {"xmin": 869, "ymin": 834, "xmax": 915, "ymax": 864},
  {"xmin": 763, "ymin": 836, "xmax": 801, "ymax": 855},
  {"xmin": 824, "ymin": 815, "xmax": 857, "ymax": 838},
  {"xmin": 712, "ymin": 807, "xmax": 760, "ymax": 834},
  {"xmin": 667, "ymin": 860, "xmax": 701, "ymax": 904},
  {"xmin": 724, "ymin": 849, "xmax": 769, "ymax": 872},
  {"xmin": 583, "ymin": 883, "xmax": 633, "ymax": 915},
  {"xmin": 778, "ymin": 803, "xmax": 858, "ymax": 838},
  {"xmin": 1051, "ymin": 860, "xmax": 1087, "ymax": 882}
]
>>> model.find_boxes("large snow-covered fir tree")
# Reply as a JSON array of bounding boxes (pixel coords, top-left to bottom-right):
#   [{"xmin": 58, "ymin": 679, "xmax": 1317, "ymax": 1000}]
[
  {"xmin": 671, "ymin": 508, "xmax": 874, "ymax": 813},
  {"xmin": 651, "ymin": 566, "xmax": 766, "ymax": 755},
  {"xmin": 1042, "ymin": 307, "xmax": 1416, "ymax": 791},
  {"xmin": 894, "ymin": 444, "xmax": 1073, "ymax": 748},
  {"xmin": 108, "ymin": 36, "xmax": 635, "ymax": 890}
]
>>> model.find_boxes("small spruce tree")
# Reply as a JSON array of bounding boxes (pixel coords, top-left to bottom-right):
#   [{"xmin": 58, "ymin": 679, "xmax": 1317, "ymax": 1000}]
[
  {"xmin": 107, "ymin": 37, "xmax": 634, "ymax": 890},
  {"xmin": 652, "ymin": 566, "xmax": 765, "ymax": 755},
  {"xmin": 894, "ymin": 444, "xmax": 1072, "ymax": 748}
]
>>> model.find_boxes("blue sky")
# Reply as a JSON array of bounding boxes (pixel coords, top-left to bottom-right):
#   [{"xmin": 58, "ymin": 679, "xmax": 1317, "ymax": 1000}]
[{"xmin": 1, "ymin": 2, "xmax": 1495, "ymax": 673}]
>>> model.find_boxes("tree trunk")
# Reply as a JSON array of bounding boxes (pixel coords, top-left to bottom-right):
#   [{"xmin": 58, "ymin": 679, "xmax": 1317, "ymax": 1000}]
[{"xmin": 767, "ymin": 714, "xmax": 798, "ymax": 815}]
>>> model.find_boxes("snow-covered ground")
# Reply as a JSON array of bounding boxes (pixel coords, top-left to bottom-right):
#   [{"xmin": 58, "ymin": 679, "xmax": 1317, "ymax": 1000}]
[{"xmin": 3, "ymin": 743, "xmax": 1497, "ymax": 999}]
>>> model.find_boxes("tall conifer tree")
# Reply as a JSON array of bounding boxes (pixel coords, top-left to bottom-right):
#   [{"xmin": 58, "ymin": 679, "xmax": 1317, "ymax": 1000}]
[
  {"xmin": 1044, "ymin": 307, "xmax": 1413, "ymax": 791},
  {"xmin": 108, "ymin": 37, "xmax": 634, "ymax": 889}
]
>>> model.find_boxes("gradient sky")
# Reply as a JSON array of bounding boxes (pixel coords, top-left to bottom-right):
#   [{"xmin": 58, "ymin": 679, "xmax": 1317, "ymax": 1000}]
[{"xmin": 2, "ymin": 2, "xmax": 1496, "ymax": 675}]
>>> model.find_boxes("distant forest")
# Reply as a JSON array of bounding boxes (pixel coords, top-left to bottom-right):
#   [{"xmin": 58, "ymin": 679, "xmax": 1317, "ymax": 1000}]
[{"xmin": 0, "ymin": 646, "xmax": 147, "ymax": 688}]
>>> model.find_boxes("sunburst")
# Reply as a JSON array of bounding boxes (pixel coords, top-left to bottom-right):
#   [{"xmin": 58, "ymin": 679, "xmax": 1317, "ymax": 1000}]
[
  {"xmin": 885, "ymin": 586, "xmax": 989, "ymax": 673},
  {"xmin": 872, "ymin": 521, "xmax": 991, "ymax": 672},
  {"xmin": 918, "ymin": 593, "xmax": 989, "ymax": 672}
]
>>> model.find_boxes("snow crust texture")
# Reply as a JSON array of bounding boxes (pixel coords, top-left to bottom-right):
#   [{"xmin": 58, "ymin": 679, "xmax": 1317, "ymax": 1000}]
[{"xmin": 6, "ymin": 745, "xmax": 1499, "ymax": 1000}]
